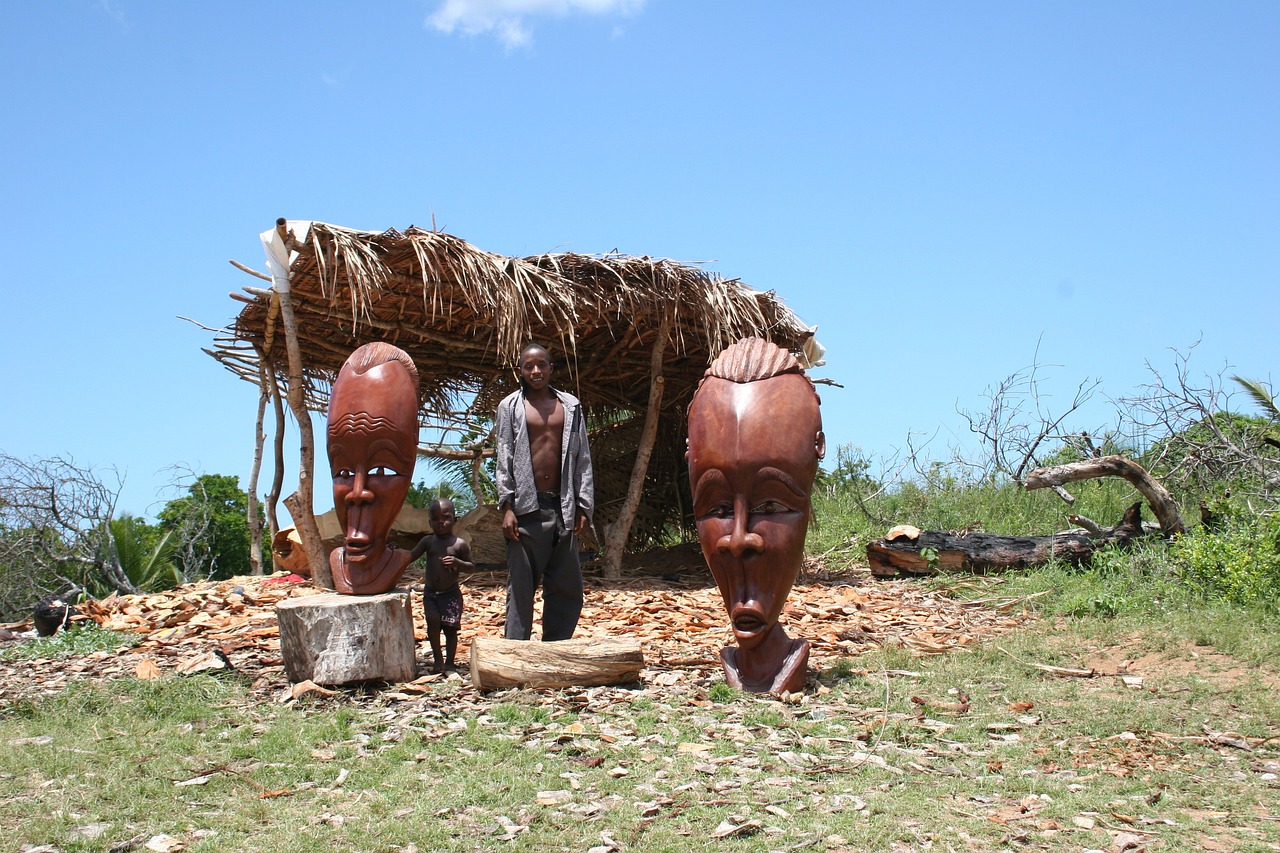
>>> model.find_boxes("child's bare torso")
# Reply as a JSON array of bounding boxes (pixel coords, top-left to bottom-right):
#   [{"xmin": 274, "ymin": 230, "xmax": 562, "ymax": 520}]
[{"xmin": 424, "ymin": 534, "xmax": 467, "ymax": 591}]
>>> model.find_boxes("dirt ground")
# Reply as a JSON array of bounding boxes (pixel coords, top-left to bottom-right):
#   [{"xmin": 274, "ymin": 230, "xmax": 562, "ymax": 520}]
[{"xmin": 1078, "ymin": 632, "xmax": 1280, "ymax": 692}]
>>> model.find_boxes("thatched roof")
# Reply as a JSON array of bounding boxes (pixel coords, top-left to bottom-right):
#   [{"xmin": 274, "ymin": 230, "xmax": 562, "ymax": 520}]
[{"xmin": 209, "ymin": 220, "xmax": 820, "ymax": 546}]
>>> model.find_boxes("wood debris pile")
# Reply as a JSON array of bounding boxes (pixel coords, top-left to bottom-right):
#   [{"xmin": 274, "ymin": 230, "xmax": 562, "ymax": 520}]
[{"xmin": 0, "ymin": 556, "xmax": 1031, "ymax": 706}]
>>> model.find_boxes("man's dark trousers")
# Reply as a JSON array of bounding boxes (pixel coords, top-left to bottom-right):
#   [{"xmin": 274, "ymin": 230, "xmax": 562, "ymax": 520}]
[{"xmin": 504, "ymin": 492, "xmax": 583, "ymax": 641}]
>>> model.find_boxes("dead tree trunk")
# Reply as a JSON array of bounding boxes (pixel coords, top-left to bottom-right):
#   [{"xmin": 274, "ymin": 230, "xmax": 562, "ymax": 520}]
[
  {"xmin": 866, "ymin": 502, "xmax": 1147, "ymax": 578},
  {"xmin": 1023, "ymin": 455, "xmax": 1185, "ymax": 535}
]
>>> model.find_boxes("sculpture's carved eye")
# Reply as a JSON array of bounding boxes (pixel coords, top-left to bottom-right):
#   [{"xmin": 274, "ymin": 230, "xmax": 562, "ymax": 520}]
[
  {"xmin": 335, "ymin": 468, "xmax": 354, "ymax": 479},
  {"xmin": 751, "ymin": 500, "xmax": 792, "ymax": 515},
  {"xmin": 701, "ymin": 503, "xmax": 734, "ymax": 521},
  {"xmin": 369, "ymin": 465, "xmax": 401, "ymax": 477}
]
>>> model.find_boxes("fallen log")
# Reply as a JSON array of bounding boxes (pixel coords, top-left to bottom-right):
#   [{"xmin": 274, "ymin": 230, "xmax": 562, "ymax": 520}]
[
  {"xmin": 469, "ymin": 635, "xmax": 644, "ymax": 691},
  {"xmin": 866, "ymin": 502, "xmax": 1146, "ymax": 578}
]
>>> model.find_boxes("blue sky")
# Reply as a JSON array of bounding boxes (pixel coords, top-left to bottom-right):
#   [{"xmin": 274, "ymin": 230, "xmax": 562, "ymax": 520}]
[{"xmin": 2, "ymin": 1, "xmax": 1276, "ymax": 520}]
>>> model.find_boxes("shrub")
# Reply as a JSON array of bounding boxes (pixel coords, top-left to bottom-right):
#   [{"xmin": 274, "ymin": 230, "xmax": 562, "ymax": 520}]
[
  {"xmin": 1170, "ymin": 512, "xmax": 1280, "ymax": 610},
  {"xmin": 707, "ymin": 681, "xmax": 738, "ymax": 703}
]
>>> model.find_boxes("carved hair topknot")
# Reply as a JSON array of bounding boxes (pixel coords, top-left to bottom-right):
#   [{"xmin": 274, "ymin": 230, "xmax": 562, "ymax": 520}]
[
  {"xmin": 343, "ymin": 342, "xmax": 420, "ymax": 397},
  {"xmin": 706, "ymin": 337, "xmax": 801, "ymax": 383}
]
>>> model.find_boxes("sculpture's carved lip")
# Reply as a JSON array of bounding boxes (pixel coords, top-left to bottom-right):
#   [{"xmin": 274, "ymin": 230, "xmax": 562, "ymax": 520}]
[
  {"xmin": 344, "ymin": 536, "xmax": 373, "ymax": 562},
  {"xmin": 730, "ymin": 604, "xmax": 769, "ymax": 637}
]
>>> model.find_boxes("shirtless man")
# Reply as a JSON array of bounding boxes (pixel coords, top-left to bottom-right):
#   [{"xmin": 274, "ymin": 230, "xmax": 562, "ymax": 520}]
[{"xmin": 494, "ymin": 343, "xmax": 594, "ymax": 641}]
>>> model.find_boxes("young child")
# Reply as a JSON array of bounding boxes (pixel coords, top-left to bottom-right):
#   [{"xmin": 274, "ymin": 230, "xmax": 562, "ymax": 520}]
[{"xmin": 415, "ymin": 498, "xmax": 474, "ymax": 673}]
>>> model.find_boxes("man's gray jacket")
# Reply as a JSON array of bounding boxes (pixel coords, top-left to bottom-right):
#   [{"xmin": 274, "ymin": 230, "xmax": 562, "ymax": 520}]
[{"xmin": 495, "ymin": 387, "xmax": 595, "ymax": 533}]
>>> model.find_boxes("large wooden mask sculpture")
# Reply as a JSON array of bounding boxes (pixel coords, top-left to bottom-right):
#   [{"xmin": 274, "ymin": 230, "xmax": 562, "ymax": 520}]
[
  {"xmin": 326, "ymin": 342, "xmax": 420, "ymax": 595},
  {"xmin": 686, "ymin": 337, "xmax": 825, "ymax": 694}
]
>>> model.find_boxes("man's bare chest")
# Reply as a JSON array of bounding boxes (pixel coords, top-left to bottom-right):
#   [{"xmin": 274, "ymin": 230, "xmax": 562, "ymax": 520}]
[{"xmin": 523, "ymin": 397, "xmax": 565, "ymax": 436}]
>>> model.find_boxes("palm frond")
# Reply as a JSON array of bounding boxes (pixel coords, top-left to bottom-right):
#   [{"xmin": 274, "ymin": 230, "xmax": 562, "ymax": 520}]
[
  {"xmin": 1232, "ymin": 375, "xmax": 1280, "ymax": 422},
  {"xmin": 109, "ymin": 516, "xmax": 181, "ymax": 592}
]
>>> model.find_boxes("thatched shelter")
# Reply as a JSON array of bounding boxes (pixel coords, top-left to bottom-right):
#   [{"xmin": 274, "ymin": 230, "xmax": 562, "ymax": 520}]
[{"xmin": 209, "ymin": 220, "xmax": 822, "ymax": 582}]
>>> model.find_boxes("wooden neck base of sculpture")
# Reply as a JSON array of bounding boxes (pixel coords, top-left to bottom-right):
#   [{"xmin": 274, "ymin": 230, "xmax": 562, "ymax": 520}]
[
  {"xmin": 719, "ymin": 624, "xmax": 809, "ymax": 694},
  {"xmin": 330, "ymin": 545, "xmax": 413, "ymax": 595}
]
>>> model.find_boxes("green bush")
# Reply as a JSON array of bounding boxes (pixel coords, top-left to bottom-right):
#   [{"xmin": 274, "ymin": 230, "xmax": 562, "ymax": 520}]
[{"xmin": 1171, "ymin": 512, "xmax": 1280, "ymax": 609}]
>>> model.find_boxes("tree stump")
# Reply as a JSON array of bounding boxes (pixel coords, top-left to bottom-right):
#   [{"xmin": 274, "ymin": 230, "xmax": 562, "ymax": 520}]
[
  {"xmin": 276, "ymin": 592, "xmax": 416, "ymax": 685},
  {"xmin": 469, "ymin": 636, "xmax": 644, "ymax": 691},
  {"xmin": 32, "ymin": 598, "xmax": 78, "ymax": 637}
]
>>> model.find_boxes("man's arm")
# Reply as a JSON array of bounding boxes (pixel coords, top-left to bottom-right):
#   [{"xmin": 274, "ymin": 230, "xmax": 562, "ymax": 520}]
[{"xmin": 494, "ymin": 399, "xmax": 517, "ymax": 510}]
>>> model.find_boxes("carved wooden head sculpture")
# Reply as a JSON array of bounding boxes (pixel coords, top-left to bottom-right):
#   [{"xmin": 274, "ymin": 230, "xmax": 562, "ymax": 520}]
[
  {"xmin": 686, "ymin": 337, "xmax": 825, "ymax": 693},
  {"xmin": 326, "ymin": 342, "xmax": 420, "ymax": 594}
]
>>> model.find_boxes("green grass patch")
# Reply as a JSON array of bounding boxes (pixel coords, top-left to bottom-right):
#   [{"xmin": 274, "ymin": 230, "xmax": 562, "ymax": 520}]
[
  {"xmin": 2, "ymin": 596, "xmax": 1276, "ymax": 852},
  {"xmin": 0, "ymin": 624, "xmax": 138, "ymax": 662}
]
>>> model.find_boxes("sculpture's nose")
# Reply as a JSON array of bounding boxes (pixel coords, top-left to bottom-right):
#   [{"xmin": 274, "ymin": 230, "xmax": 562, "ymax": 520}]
[
  {"xmin": 346, "ymin": 470, "xmax": 374, "ymax": 505},
  {"xmin": 717, "ymin": 505, "xmax": 764, "ymax": 558}
]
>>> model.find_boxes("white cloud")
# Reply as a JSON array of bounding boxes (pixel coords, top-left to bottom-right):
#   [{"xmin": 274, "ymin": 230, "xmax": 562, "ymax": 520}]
[
  {"xmin": 426, "ymin": 0, "xmax": 645, "ymax": 49},
  {"xmin": 96, "ymin": 0, "xmax": 130, "ymax": 30}
]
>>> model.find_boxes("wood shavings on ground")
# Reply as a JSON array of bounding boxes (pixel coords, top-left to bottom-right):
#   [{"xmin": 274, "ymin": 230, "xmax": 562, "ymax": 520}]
[{"xmin": 0, "ymin": 548, "xmax": 1031, "ymax": 706}]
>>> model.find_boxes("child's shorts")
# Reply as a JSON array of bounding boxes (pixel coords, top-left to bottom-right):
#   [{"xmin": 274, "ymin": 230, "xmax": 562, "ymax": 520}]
[{"xmin": 423, "ymin": 585, "xmax": 463, "ymax": 630}]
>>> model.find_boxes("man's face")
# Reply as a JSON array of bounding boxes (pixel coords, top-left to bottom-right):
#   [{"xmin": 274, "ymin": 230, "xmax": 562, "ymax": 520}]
[
  {"xmin": 518, "ymin": 347, "xmax": 552, "ymax": 392},
  {"xmin": 687, "ymin": 374, "xmax": 822, "ymax": 651},
  {"xmin": 430, "ymin": 503, "xmax": 456, "ymax": 536},
  {"xmin": 327, "ymin": 361, "xmax": 418, "ymax": 565}
]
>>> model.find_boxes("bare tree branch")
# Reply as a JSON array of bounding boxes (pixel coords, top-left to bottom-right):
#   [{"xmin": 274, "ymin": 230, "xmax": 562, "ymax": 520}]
[
  {"xmin": 1117, "ymin": 343, "xmax": 1280, "ymax": 502},
  {"xmin": 0, "ymin": 453, "xmax": 136, "ymax": 619},
  {"xmin": 1024, "ymin": 455, "xmax": 1185, "ymax": 535},
  {"xmin": 957, "ymin": 346, "xmax": 1102, "ymax": 485}
]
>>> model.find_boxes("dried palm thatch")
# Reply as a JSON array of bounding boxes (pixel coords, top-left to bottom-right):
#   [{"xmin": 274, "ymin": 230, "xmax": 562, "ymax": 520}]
[{"xmin": 209, "ymin": 220, "xmax": 819, "ymax": 550}]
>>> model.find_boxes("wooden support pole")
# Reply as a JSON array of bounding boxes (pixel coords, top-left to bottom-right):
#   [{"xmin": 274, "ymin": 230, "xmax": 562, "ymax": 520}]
[
  {"xmin": 602, "ymin": 313, "xmax": 671, "ymax": 580},
  {"xmin": 246, "ymin": 347, "xmax": 269, "ymax": 575},
  {"xmin": 266, "ymin": 360, "xmax": 285, "ymax": 545},
  {"xmin": 269, "ymin": 219, "xmax": 333, "ymax": 589}
]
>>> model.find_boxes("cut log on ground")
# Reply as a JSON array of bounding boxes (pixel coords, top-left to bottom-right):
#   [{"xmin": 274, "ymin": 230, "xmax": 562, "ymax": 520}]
[
  {"xmin": 469, "ymin": 636, "xmax": 644, "ymax": 691},
  {"xmin": 866, "ymin": 502, "xmax": 1147, "ymax": 578},
  {"xmin": 1024, "ymin": 455, "xmax": 1185, "ymax": 535},
  {"xmin": 276, "ymin": 591, "xmax": 416, "ymax": 684}
]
